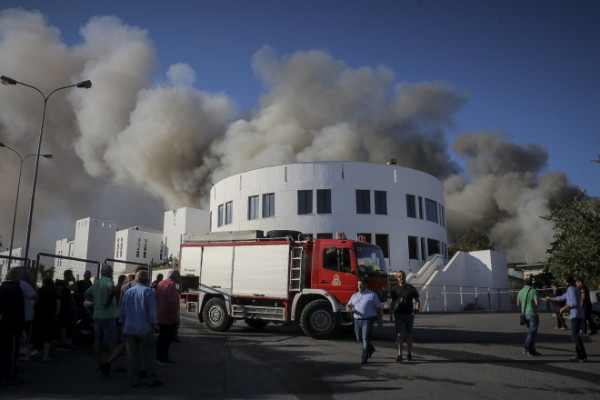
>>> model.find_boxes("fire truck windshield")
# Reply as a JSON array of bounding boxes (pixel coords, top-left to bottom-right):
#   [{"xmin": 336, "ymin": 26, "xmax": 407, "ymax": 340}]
[{"xmin": 354, "ymin": 244, "xmax": 388, "ymax": 276}]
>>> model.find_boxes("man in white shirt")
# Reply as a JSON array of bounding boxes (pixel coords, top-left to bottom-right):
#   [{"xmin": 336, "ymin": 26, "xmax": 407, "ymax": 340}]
[{"xmin": 346, "ymin": 277, "xmax": 382, "ymax": 364}]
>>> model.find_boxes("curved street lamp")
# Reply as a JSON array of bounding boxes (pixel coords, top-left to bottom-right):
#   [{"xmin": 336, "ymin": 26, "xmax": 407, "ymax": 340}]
[
  {"xmin": 0, "ymin": 142, "xmax": 52, "ymax": 269},
  {"xmin": 1, "ymin": 75, "xmax": 91, "ymax": 265}
]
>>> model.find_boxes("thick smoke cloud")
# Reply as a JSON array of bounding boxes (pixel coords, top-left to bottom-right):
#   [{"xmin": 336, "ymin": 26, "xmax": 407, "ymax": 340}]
[{"xmin": 0, "ymin": 10, "xmax": 579, "ymax": 262}]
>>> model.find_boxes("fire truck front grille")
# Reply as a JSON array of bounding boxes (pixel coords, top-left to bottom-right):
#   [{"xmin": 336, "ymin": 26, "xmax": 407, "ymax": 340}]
[{"xmin": 232, "ymin": 305, "xmax": 286, "ymax": 321}]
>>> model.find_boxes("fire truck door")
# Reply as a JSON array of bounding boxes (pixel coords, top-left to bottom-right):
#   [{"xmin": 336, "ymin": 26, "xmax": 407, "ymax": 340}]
[{"xmin": 316, "ymin": 247, "xmax": 357, "ymax": 303}]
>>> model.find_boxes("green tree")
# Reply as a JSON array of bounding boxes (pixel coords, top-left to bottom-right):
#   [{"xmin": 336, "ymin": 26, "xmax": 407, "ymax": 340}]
[
  {"xmin": 448, "ymin": 227, "xmax": 495, "ymax": 258},
  {"xmin": 541, "ymin": 191, "xmax": 600, "ymax": 287}
]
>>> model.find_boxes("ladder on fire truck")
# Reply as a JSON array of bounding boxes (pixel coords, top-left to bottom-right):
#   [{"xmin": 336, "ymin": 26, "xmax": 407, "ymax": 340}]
[{"xmin": 289, "ymin": 246, "xmax": 304, "ymax": 291}]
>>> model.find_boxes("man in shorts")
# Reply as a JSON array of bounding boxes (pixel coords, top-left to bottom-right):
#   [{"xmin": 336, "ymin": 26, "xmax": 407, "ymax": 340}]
[{"xmin": 390, "ymin": 270, "xmax": 420, "ymax": 362}]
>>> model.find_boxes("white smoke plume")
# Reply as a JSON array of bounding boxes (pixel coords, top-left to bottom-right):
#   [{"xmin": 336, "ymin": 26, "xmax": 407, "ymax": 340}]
[{"xmin": 0, "ymin": 9, "xmax": 580, "ymax": 262}]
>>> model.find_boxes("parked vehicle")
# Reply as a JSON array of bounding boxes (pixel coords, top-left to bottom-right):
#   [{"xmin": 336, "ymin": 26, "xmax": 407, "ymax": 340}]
[{"xmin": 179, "ymin": 230, "xmax": 389, "ymax": 338}]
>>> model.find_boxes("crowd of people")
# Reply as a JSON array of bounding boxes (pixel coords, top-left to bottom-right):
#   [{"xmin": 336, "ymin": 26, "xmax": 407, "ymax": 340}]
[
  {"xmin": 2, "ymin": 264, "xmax": 596, "ymax": 386},
  {"xmin": 0, "ymin": 265, "xmax": 180, "ymax": 387},
  {"xmin": 518, "ymin": 274, "xmax": 597, "ymax": 363}
]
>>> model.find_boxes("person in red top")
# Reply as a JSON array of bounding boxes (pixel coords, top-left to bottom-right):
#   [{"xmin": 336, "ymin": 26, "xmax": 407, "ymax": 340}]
[{"xmin": 155, "ymin": 269, "xmax": 181, "ymax": 365}]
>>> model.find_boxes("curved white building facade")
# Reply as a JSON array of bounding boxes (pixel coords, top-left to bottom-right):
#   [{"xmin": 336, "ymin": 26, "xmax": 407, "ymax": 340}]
[{"xmin": 209, "ymin": 161, "xmax": 447, "ymax": 271}]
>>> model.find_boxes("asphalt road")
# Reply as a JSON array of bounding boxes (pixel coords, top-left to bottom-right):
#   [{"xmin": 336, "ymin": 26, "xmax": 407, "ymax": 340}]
[{"xmin": 2, "ymin": 310, "xmax": 599, "ymax": 399}]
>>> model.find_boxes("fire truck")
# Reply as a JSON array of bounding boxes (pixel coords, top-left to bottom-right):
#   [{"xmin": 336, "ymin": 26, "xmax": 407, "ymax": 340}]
[{"xmin": 179, "ymin": 230, "xmax": 389, "ymax": 338}]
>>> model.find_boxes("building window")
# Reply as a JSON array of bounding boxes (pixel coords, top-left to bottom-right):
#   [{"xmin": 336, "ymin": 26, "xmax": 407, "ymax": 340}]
[
  {"xmin": 425, "ymin": 198, "xmax": 438, "ymax": 223},
  {"xmin": 298, "ymin": 190, "xmax": 313, "ymax": 215},
  {"xmin": 375, "ymin": 234, "xmax": 389, "ymax": 258},
  {"xmin": 357, "ymin": 233, "xmax": 372, "ymax": 243},
  {"xmin": 427, "ymin": 238, "xmax": 440, "ymax": 256},
  {"xmin": 356, "ymin": 190, "xmax": 370, "ymax": 214},
  {"xmin": 225, "ymin": 201, "xmax": 233, "ymax": 224},
  {"xmin": 143, "ymin": 239, "xmax": 148, "ymax": 258},
  {"xmin": 263, "ymin": 193, "xmax": 275, "ymax": 218},
  {"xmin": 408, "ymin": 236, "xmax": 418, "ymax": 260},
  {"xmin": 248, "ymin": 196, "xmax": 259, "ymax": 220},
  {"xmin": 440, "ymin": 205, "xmax": 445, "ymax": 227},
  {"xmin": 406, "ymin": 194, "xmax": 416, "ymax": 218},
  {"xmin": 374, "ymin": 191, "xmax": 387, "ymax": 215},
  {"xmin": 317, "ymin": 189, "xmax": 331, "ymax": 214},
  {"xmin": 217, "ymin": 204, "xmax": 224, "ymax": 227},
  {"xmin": 136, "ymin": 238, "xmax": 141, "ymax": 258},
  {"xmin": 418, "ymin": 196, "xmax": 424, "ymax": 219},
  {"xmin": 420, "ymin": 237, "xmax": 426, "ymax": 260}
]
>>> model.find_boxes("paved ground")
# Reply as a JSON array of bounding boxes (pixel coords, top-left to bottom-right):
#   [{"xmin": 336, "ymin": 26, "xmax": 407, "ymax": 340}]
[{"xmin": 2, "ymin": 309, "xmax": 599, "ymax": 399}]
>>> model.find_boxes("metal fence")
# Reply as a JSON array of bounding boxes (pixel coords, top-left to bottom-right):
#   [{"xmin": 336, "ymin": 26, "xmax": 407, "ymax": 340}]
[
  {"xmin": 38, "ymin": 253, "xmax": 101, "ymax": 281},
  {"xmin": 415, "ymin": 284, "xmax": 519, "ymax": 313}
]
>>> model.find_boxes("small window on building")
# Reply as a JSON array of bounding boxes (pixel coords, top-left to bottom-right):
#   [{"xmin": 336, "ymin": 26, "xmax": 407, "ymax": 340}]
[
  {"xmin": 297, "ymin": 190, "xmax": 313, "ymax": 215},
  {"xmin": 406, "ymin": 194, "xmax": 416, "ymax": 218},
  {"xmin": 356, "ymin": 190, "xmax": 370, "ymax": 214},
  {"xmin": 225, "ymin": 201, "xmax": 233, "ymax": 225},
  {"xmin": 425, "ymin": 198, "xmax": 438, "ymax": 223},
  {"xmin": 317, "ymin": 189, "xmax": 332, "ymax": 214},
  {"xmin": 357, "ymin": 233, "xmax": 372, "ymax": 243},
  {"xmin": 375, "ymin": 234, "xmax": 389, "ymax": 258},
  {"xmin": 136, "ymin": 238, "xmax": 141, "ymax": 258},
  {"xmin": 143, "ymin": 239, "xmax": 148, "ymax": 258},
  {"xmin": 248, "ymin": 195, "xmax": 259, "ymax": 220},
  {"xmin": 374, "ymin": 191, "xmax": 387, "ymax": 215},
  {"xmin": 408, "ymin": 236, "xmax": 418, "ymax": 260},
  {"xmin": 427, "ymin": 238, "xmax": 440, "ymax": 256},
  {"xmin": 263, "ymin": 193, "xmax": 275, "ymax": 218},
  {"xmin": 217, "ymin": 204, "xmax": 224, "ymax": 227},
  {"xmin": 418, "ymin": 196, "xmax": 424, "ymax": 219}
]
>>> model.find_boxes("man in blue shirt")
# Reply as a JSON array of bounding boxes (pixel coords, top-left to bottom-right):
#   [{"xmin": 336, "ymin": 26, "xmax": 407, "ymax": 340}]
[
  {"xmin": 119, "ymin": 270, "xmax": 163, "ymax": 387},
  {"xmin": 543, "ymin": 274, "xmax": 587, "ymax": 362},
  {"xmin": 346, "ymin": 277, "xmax": 382, "ymax": 364}
]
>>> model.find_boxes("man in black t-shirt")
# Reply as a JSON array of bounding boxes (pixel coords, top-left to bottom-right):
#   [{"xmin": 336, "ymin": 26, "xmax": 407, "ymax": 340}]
[
  {"xmin": 577, "ymin": 278, "xmax": 597, "ymax": 335},
  {"xmin": 389, "ymin": 270, "xmax": 420, "ymax": 362}
]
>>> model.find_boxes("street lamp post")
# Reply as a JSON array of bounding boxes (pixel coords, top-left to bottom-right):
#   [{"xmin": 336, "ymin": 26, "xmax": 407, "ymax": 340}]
[
  {"xmin": 1, "ymin": 75, "xmax": 91, "ymax": 265},
  {"xmin": 0, "ymin": 142, "xmax": 52, "ymax": 269}
]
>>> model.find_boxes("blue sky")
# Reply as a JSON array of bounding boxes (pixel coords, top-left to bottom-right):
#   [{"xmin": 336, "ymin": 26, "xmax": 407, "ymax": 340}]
[{"xmin": 5, "ymin": 0, "xmax": 599, "ymax": 196}]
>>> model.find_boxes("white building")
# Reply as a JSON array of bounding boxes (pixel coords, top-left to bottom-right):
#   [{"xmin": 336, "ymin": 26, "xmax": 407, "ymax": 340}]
[
  {"xmin": 209, "ymin": 161, "xmax": 448, "ymax": 271},
  {"xmin": 54, "ymin": 217, "xmax": 117, "ymax": 277},
  {"xmin": 113, "ymin": 225, "xmax": 163, "ymax": 275},
  {"xmin": 0, "ymin": 246, "xmax": 52, "ymax": 280},
  {"xmin": 163, "ymin": 207, "xmax": 210, "ymax": 262},
  {"xmin": 72, "ymin": 217, "xmax": 117, "ymax": 261}
]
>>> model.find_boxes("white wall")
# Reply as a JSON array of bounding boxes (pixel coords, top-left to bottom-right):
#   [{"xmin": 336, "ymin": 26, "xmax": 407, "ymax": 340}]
[
  {"xmin": 72, "ymin": 217, "xmax": 117, "ymax": 261},
  {"xmin": 413, "ymin": 250, "xmax": 511, "ymax": 312},
  {"xmin": 113, "ymin": 226, "xmax": 163, "ymax": 275},
  {"xmin": 209, "ymin": 161, "xmax": 447, "ymax": 270},
  {"xmin": 163, "ymin": 207, "xmax": 210, "ymax": 261}
]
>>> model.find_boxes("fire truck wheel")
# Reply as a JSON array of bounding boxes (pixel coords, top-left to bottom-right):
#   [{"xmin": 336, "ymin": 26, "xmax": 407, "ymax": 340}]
[
  {"xmin": 244, "ymin": 318, "xmax": 269, "ymax": 329},
  {"xmin": 300, "ymin": 299, "xmax": 338, "ymax": 339},
  {"xmin": 203, "ymin": 298, "xmax": 233, "ymax": 332}
]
